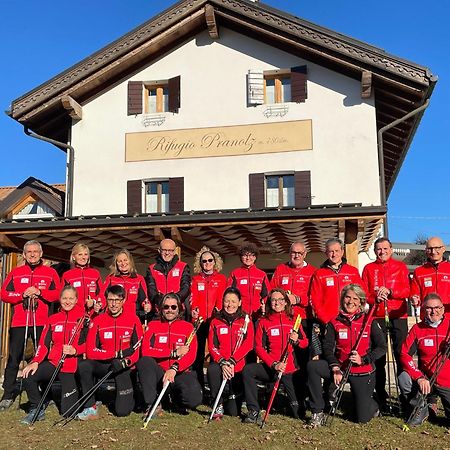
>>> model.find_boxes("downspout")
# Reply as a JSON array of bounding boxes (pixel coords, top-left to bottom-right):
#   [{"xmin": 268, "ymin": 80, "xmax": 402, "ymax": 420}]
[
  {"xmin": 24, "ymin": 127, "xmax": 74, "ymax": 217},
  {"xmin": 377, "ymin": 99, "xmax": 430, "ymax": 237}
]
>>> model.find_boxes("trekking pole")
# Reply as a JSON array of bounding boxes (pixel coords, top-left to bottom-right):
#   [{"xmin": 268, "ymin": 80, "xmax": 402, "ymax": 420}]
[
  {"xmin": 30, "ymin": 315, "xmax": 88, "ymax": 425},
  {"xmin": 209, "ymin": 314, "xmax": 250, "ymax": 423},
  {"xmin": 260, "ymin": 315, "xmax": 302, "ymax": 429},
  {"xmin": 17, "ymin": 302, "xmax": 31, "ymax": 409},
  {"xmin": 32, "ymin": 297, "xmax": 37, "ymax": 350},
  {"xmin": 325, "ymin": 305, "xmax": 376, "ymax": 426}
]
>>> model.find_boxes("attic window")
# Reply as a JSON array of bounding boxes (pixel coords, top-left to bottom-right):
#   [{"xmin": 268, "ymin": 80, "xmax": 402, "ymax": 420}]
[{"xmin": 12, "ymin": 201, "xmax": 54, "ymax": 219}]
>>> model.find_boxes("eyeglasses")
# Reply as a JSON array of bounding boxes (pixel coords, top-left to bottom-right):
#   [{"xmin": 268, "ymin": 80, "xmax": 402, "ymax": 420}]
[
  {"xmin": 160, "ymin": 248, "xmax": 175, "ymax": 254},
  {"xmin": 426, "ymin": 246, "xmax": 444, "ymax": 253},
  {"xmin": 242, "ymin": 253, "xmax": 256, "ymax": 258},
  {"xmin": 425, "ymin": 305, "xmax": 444, "ymax": 311},
  {"xmin": 107, "ymin": 298, "xmax": 124, "ymax": 304},
  {"xmin": 163, "ymin": 304, "xmax": 178, "ymax": 310},
  {"xmin": 291, "ymin": 251, "xmax": 306, "ymax": 256},
  {"xmin": 271, "ymin": 297, "xmax": 286, "ymax": 303},
  {"xmin": 201, "ymin": 258, "xmax": 214, "ymax": 263}
]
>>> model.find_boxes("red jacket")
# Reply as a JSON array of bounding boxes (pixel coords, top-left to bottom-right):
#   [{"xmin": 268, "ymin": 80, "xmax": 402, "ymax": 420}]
[
  {"xmin": 86, "ymin": 310, "xmax": 143, "ymax": 366},
  {"xmin": 208, "ymin": 314, "xmax": 254, "ymax": 372},
  {"xmin": 103, "ymin": 273, "xmax": 148, "ymax": 317},
  {"xmin": 324, "ymin": 311, "xmax": 385, "ymax": 375},
  {"xmin": 362, "ymin": 258, "xmax": 410, "ymax": 319},
  {"xmin": 411, "ymin": 261, "xmax": 450, "ymax": 313},
  {"xmin": 309, "ymin": 261, "xmax": 366, "ymax": 324},
  {"xmin": 1, "ymin": 262, "xmax": 60, "ymax": 327},
  {"xmin": 33, "ymin": 305, "xmax": 86, "ymax": 373},
  {"xmin": 400, "ymin": 316, "xmax": 450, "ymax": 388},
  {"xmin": 61, "ymin": 266, "xmax": 105, "ymax": 311},
  {"xmin": 228, "ymin": 265, "xmax": 270, "ymax": 316},
  {"xmin": 141, "ymin": 318, "xmax": 197, "ymax": 372},
  {"xmin": 191, "ymin": 272, "xmax": 227, "ymax": 320},
  {"xmin": 255, "ymin": 311, "xmax": 308, "ymax": 374},
  {"xmin": 271, "ymin": 262, "xmax": 316, "ymax": 319}
]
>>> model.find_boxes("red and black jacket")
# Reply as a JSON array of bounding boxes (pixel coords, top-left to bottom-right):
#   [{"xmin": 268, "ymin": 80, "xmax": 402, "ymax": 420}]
[
  {"xmin": 362, "ymin": 258, "xmax": 410, "ymax": 319},
  {"xmin": 255, "ymin": 311, "xmax": 308, "ymax": 374},
  {"xmin": 227, "ymin": 265, "xmax": 270, "ymax": 317},
  {"xmin": 86, "ymin": 310, "xmax": 143, "ymax": 366},
  {"xmin": 208, "ymin": 313, "xmax": 254, "ymax": 372},
  {"xmin": 400, "ymin": 316, "xmax": 450, "ymax": 388},
  {"xmin": 33, "ymin": 305, "xmax": 87, "ymax": 373},
  {"xmin": 1, "ymin": 262, "xmax": 60, "ymax": 327},
  {"xmin": 191, "ymin": 271, "xmax": 227, "ymax": 321},
  {"xmin": 323, "ymin": 311, "xmax": 386, "ymax": 375},
  {"xmin": 141, "ymin": 318, "xmax": 197, "ymax": 372},
  {"xmin": 271, "ymin": 262, "xmax": 316, "ymax": 319},
  {"xmin": 309, "ymin": 260, "xmax": 366, "ymax": 324}
]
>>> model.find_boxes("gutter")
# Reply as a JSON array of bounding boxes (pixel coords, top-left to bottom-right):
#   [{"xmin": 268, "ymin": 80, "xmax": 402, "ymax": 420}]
[{"xmin": 24, "ymin": 127, "xmax": 74, "ymax": 217}]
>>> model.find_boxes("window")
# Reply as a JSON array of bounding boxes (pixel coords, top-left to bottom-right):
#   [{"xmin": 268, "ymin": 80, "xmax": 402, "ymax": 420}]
[
  {"xmin": 12, "ymin": 201, "xmax": 55, "ymax": 219},
  {"xmin": 264, "ymin": 76, "xmax": 291, "ymax": 104},
  {"xmin": 265, "ymin": 175, "xmax": 295, "ymax": 207},
  {"xmin": 145, "ymin": 180, "xmax": 169, "ymax": 213},
  {"xmin": 145, "ymin": 83, "xmax": 169, "ymax": 113}
]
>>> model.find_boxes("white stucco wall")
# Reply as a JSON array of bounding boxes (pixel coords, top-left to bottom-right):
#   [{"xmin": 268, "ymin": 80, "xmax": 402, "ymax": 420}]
[{"xmin": 70, "ymin": 28, "xmax": 380, "ymax": 215}]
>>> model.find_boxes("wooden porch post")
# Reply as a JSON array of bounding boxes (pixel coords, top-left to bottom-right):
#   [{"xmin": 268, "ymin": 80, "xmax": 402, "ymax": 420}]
[{"xmin": 344, "ymin": 220, "xmax": 359, "ymax": 268}]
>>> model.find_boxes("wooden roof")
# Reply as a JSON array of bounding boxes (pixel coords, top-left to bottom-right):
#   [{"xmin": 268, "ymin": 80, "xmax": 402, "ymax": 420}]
[{"xmin": 7, "ymin": 0, "xmax": 436, "ymax": 196}]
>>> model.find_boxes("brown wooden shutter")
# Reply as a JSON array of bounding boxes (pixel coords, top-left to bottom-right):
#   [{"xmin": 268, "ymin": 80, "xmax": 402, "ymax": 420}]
[
  {"xmin": 291, "ymin": 66, "xmax": 307, "ymax": 103},
  {"xmin": 127, "ymin": 180, "xmax": 142, "ymax": 214},
  {"xmin": 249, "ymin": 173, "xmax": 265, "ymax": 209},
  {"xmin": 294, "ymin": 171, "xmax": 311, "ymax": 208},
  {"xmin": 127, "ymin": 81, "xmax": 143, "ymax": 115},
  {"xmin": 169, "ymin": 177, "xmax": 184, "ymax": 212},
  {"xmin": 168, "ymin": 76, "xmax": 181, "ymax": 113}
]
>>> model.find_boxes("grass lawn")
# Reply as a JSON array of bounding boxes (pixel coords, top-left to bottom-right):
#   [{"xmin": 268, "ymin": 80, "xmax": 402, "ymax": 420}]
[{"xmin": 2, "ymin": 402, "xmax": 450, "ymax": 450}]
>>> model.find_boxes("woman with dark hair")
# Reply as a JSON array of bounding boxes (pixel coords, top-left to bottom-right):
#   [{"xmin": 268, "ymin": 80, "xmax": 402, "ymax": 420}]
[
  {"xmin": 242, "ymin": 288, "xmax": 308, "ymax": 424},
  {"xmin": 191, "ymin": 246, "xmax": 227, "ymax": 387},
  {"xmin": 207, "ymin": 287, "xmax": 254, "ymax": 420},
  {"xmin": 103, "ymin": 249, "xmax": 149, "ymax": 320},
  {"xmin": 307, "ymin": 284, "xmax": 386, "ymax": 427}
]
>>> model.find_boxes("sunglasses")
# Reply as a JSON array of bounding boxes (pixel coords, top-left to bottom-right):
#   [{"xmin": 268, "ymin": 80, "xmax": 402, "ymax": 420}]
[
  {"xmin": 201, "ymin": 258, "xmax": 214, "ymax": 263},
  {"xmin": 163, "ymin": 304, "xmax": 178, "ymax": 311}
]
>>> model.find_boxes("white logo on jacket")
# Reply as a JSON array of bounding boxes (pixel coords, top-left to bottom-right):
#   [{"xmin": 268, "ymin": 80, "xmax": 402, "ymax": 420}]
[{"xmin": 104, "ymin": 331, "xmax": 113, "ymax": 339}]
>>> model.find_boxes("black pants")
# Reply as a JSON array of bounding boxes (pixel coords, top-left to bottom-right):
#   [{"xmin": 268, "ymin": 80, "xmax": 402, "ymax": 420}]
[
  {"xmin": 24, "ymin": 360, "xmax": 78, "ymax": 415},
  {"xmin": 374, "ymin": 317, "xmax": 407, "ymax": 404},
  {"xmin": 192, "ymin": 321, "xmax": 209, "ymax": 388},
  {"xmin": 242, "ymin": 362, "xmax": 299, "ymax": 415},
  {"xmin": 307, "ymin": 359, "xmax": 378, "ymax": 423},
  {"xmin": 2, "ymin": 325, "xmax": 43, "ymax": 400},
  {"xmin": 78, "ymin": 359, "xmax": 135, "ymax": 417},
  {"xmin": 137, "ymin": 356, "xmax": 202, "ymax": 409}
]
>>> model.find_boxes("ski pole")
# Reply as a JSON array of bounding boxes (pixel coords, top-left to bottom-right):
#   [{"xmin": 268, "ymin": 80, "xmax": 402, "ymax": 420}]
[
  {"xmin": 142, "ymin": 381, "xmax": 170, "ymax": 429},
  {"xmin": 17, "ymin": 302, "xmax": 31, "ymax": 409},
  {"xmin": 32, "ymin": 298, "xmax": 37, "ymax": 350}
]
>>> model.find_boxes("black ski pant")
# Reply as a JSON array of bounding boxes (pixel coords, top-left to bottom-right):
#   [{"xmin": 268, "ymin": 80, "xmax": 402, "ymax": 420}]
[
  {"xmin": 137, "ymin": 356, "xmax": 202, "ymax": 409},
  {"xmin": 192, "ymin": 321, "xmax": 209, "ymax": 388},
  {"xmin": 78, "ymin": 359, "xmax": 134, "ymax": 417},
  {"xmin": 24, "ymin": 360, "xmax": 78, "ymax": 415},
  {"xmin": 2, "ymin": 325, "xmax": 43, "ymax": 400}
]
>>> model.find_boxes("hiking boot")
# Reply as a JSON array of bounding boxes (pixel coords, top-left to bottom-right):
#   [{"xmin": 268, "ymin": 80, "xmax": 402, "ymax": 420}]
[
  {"xmin": 243, "ymin": 409, "xmax": 261, "ymax": 425},
  {"xmin": 76, "ymin": 404, "xmax": 99, "ymax": 421},
  {"xmin": 310, "ymin": 411, "xmax": 325, "ymax": 428},
  {"xmin": 20, "ymin": 408, "xmax": 45, "ymax": 425},
  {"xmin": 212, "ymin": 403, "xmax": 224, "ymax": 421},
  {"xmin": 428, "ymin": 402, "xmax": 439, "ymax": 420},
  {"xmin": 0, "ymin": 399, "xmax": 14, "ymax": 412},
  {"xmin": 143, "ymin": 404, "xmax": 163, "ymax": 421},
  {"xmin": 408, "ymin": 404, "xmax": 429, "ymax": 426}
]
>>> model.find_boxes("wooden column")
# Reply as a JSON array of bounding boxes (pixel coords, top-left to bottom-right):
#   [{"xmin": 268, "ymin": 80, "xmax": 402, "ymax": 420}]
[{"xmin": 344, "ymin": 220, "xmax": 359, "ymax": 268}]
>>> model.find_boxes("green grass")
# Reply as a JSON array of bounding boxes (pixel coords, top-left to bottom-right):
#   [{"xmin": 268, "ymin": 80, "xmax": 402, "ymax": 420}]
[{"xmin": 2, "ymin": 404, "xmax": 450, "ymax": 450}]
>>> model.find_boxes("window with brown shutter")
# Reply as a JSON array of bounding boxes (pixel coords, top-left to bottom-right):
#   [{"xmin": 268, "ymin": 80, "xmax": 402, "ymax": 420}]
[
  {"xmin": 127, "ymin": 82, "xmax": 143, "ymax": 115},
  {"xmin": 294, "ymin": 171, "xmax": 311, "ymax": 208},
  {"xmin": 168, "ymin": 76, "xmax": 181, "ymax": 113},
  {"xmin": 291, "ymin": 65, "xmax": 308, "ymax": 103},
  {"xmin": 169, "ymin": 177, "xmax": 184, "ymax": 212},
  {"xmin": 249, "ymin": 173, "xmax": 265, "ymax": 209},
  {"xmin": 127, "ymin": 180, "xmax": 142, "ymax": 214}
]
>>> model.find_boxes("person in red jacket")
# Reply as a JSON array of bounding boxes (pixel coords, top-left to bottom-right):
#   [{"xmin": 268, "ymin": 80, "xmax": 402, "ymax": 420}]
[
  {"xmin": 307, "ymin": 284, "xmax": 386, "ymax": 426},
  {"xmin": 362, "ymin": 237, "xmax": 410, "ymax": 408},
  {"xmin": 103, "ymin": 249, "xmax": 149, "ymax": 321},
  {"xmin": 137, "ymin": 293, "xmax": 202, "ymax": 416},
  {"xmin": 242, "ymin": 288, "xmax": 308, "ymax": 424},
  {"xmin": 309, "ymin": 238, "xmax": 366, "ymax": 325},
  {"xmin": 61, "ymin": 242, "xmax": 104, "ymax": 315},
  {"xmin": 77, "ymin": 285, "xmax": 143, "ymax": 420},
  {"xmin": 145, "ymin": 239, "xmax": 191, "ymax": 313},
  {"xmin": 399, "ymin": 293, "xmax": 450, "ymax": 426},
  {"xmin": 191, "ymin": 246, "xmax": 227, "ymax": 387},
  {"xmin": 227, "ymin": 243, "xmax": 270, "ymax": 319},
  {"xmin": 0, "ymin": 240, "xmax": 60, "ymax": 411},
  {"xmin": 20, "ymin": 285, "xmax": 87, "ymax": 424},
  {"xmin": 207, "ymin": 287, "xmax": 254, "ymax": 419},
  {"xmin": 411, "ymin": 237, "xmax": 450, "ymax": 313}
]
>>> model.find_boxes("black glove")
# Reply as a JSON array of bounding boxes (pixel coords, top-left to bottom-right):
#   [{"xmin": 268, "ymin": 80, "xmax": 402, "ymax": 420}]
[
  {"xmin": 111, "ymin": 358, "xmax": 131, "ymax": 373},
  {"xmin": 121, "ymin": 346, "xmax": 135, "ymax": 358},
  {"xmin": 23, "ymin": 296, "xmax": 38, "ymax": 312}
]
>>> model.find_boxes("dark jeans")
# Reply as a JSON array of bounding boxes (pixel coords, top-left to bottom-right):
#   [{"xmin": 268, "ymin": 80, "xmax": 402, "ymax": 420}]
[
  {"xmin": 2, "ymin": 325, "xmax": 43, "ymax": 400},
  {"xmin": 24, "ymin": 360, "xmax": 78, "ymax": 415},
  {"xmin": 137, "ymin": 356, "xmax": 202, "ymax": 409},
  {"xmin": 78, "ymin": 359, "xmax": 135, "ymax": 417},
  {"xmin": 192, "ymin": 321, "xmax": 209, "ymax": 388}
]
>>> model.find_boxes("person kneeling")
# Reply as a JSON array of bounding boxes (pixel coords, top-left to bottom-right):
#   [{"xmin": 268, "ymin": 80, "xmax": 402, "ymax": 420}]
[
  {"xmin": 77, "ymin": 285, "xmax": 143, "ymax": 419},
  {"xmin": 137, "ymin": 293, "xmax": 202, "ymax": 417}
]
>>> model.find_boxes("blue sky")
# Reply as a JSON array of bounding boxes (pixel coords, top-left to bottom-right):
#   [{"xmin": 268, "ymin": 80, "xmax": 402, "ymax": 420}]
[{"xmin": 1, "ymin": 0, "xmax": 448, "ymax": 242}]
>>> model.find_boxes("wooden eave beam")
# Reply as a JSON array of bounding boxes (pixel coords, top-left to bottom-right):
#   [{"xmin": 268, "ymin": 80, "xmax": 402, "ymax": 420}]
[
  {"xmin": 361, "ymin": 71, "xmax": 372, "ymax": 99},
  {"xmin": 205, "ymin": 4, "xmax": 219, "ymax": 39},
  {"xmin": 170, "ymin": 226, "xmax": 219, "ymax": 255},
  {"xmin": 61, "ymin": 95, "xmax": 82, "ymax": 120}
]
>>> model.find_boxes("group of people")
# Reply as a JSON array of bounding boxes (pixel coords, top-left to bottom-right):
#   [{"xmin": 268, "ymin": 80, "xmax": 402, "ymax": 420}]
[{"xmin": 0, "ymin": 234, "xmax": 449, "ymax": 429}]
